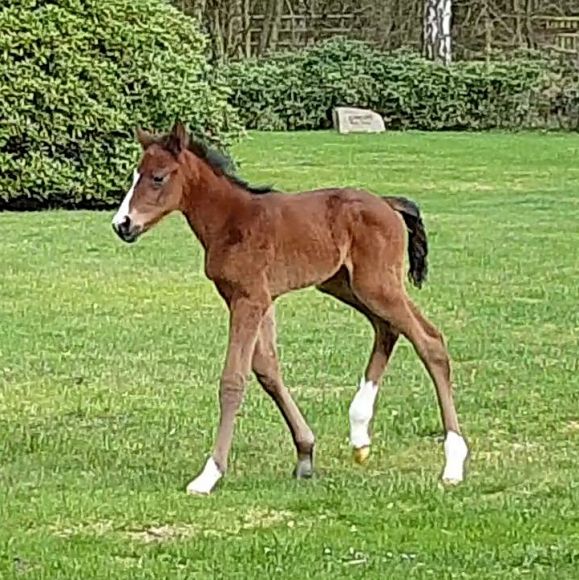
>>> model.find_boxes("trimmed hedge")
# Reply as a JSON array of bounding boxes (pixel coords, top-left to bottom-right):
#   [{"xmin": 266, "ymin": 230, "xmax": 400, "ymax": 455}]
[
  {"xmin": 223, "ymin": 39, "xmax": 579, "ymax": 132},
  {"xmin": 0, "ymin": 0, "xmax": 241, "ymax": 209}
]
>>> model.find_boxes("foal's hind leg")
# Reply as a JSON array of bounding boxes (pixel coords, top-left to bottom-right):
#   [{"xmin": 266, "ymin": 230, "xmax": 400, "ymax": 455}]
[
  {"xmin": 349, "ymin": 320, "xmax": 399, "ymax": 464},
  {"xmin": 318, "ymin": 272, "xmax": 399, "ymax": 465},
  {"xmin": 351, "ymin": 273, "xmax": 468, "ymax": 484},
  {"xmin": 252, "ymin": 307, "xmax": 315, "ymax": 478},
  {"xmin": 405, "ymin": 301, "xmax": 468, "ymax": 483}
]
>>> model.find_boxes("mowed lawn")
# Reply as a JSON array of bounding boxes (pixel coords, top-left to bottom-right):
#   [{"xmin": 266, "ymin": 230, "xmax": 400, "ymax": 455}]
[{"xmin": 1, "ymin": 131, "xmax": 578, "ymax": 579}]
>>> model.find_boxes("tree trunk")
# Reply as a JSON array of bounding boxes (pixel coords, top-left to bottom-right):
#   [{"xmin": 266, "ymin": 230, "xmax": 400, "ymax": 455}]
[
  {"xmin": 226, "ymin": 0, "xmax": 243, "ymax": 58},
  {"xmin": 242, "ymin": 0, "xmax": 252, "ymax": 57},
  {"xmin": 484, "ymin": 0, "xmax": 492, "ymax": 61},
  {"xmin": 193, "ymin": 0, "xmax": 207, "ymax": 23},
  {"xmin": 178, "ymin": 0, "xmax": 207, "ymax": 23},
  {"xmin": 259, "ymin": 0, "xmax": 283, "ymax": 55},
  {"xmin": 423, "ymin": 0, "xmax": 452, "ymax": 64},
  {"xmin": 210, "ymin": 4, "xmax": 225, "ymax": 62}
]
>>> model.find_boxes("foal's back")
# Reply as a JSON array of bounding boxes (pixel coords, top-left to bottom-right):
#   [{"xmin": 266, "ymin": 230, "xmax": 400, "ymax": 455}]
[{"xmin": 254, "ymin": 186, "xmax": 402, "ymax": 237}]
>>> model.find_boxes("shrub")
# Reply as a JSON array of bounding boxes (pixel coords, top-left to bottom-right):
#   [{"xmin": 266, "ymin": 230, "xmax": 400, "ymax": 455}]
[
  {"xmin": 223, "ymin": 38, "xmax": 578, "ymax": 132},
  {"xmin": 0, "ymin": 0, "xmax": 242, "ymax": 209}
]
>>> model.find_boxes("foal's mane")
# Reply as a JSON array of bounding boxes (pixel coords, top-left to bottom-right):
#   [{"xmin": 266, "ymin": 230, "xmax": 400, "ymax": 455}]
[{"xmin": 176, "ymin": 134, "xmax": 274, "ymax": 195}]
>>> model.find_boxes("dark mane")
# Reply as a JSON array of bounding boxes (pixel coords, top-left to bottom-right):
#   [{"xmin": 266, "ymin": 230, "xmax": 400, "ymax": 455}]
[{"xmin": 184, "ymin": 136, "xmax": 275, "ymax": 195}]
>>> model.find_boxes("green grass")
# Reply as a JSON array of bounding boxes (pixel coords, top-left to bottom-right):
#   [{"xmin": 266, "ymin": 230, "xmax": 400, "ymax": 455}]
[{"xmin": 1, "ymin": 131, "xmax": 579, "ymax": 578}]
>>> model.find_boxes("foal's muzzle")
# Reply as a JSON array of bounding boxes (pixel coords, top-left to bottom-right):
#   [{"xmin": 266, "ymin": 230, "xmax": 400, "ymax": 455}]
[{"xmin": 112, "ymin": 215, "xmax": 141, "ymax": 243}]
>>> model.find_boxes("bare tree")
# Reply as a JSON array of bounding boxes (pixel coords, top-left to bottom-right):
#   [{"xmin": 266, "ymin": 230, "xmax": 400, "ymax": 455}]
[{"xmin": 423, "ymin": 0, "xmax": 452, "ymax": 63}]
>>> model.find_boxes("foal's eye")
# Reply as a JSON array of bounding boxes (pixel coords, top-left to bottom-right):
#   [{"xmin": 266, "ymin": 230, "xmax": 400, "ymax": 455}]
[{"xmin": 152, "ymin": 174, "xmax": 166, "ymax": 186}]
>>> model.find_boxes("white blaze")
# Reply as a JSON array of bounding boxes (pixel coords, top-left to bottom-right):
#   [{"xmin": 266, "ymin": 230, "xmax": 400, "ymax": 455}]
[{"xmin": 112, "ymin": 170, "xmax": 140, "ymax": 226}]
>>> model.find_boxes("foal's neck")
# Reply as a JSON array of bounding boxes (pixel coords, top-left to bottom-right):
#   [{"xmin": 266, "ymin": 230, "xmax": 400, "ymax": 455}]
[{"xmin": 179, "ymin": 153, "xmax": 250, "ymax": 249}]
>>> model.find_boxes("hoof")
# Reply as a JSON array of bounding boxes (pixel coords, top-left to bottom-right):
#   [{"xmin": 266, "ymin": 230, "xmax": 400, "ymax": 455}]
[
  {"xmin": 293, "ymin": 456, "xmax": 314, "ymax": 479},
  {"xmin": 186, "ymin": 485, "xmax": 211, "ymax": 496},
  {"xmin": 441, "ymin": 476, "xmax": 463, "ymax": 486},
  {"xmin": 353, "ymin": 446, "xmax": 370, "ymax": 465},
  {"xmin": 186, "ymin": 476, "xmax": 218, "ymax": 495}
]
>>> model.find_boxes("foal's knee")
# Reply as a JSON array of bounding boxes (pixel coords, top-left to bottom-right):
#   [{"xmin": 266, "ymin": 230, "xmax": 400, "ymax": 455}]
[{"xmin": 219, "ymin": 372, "xmax": 247, "ymax": 407}]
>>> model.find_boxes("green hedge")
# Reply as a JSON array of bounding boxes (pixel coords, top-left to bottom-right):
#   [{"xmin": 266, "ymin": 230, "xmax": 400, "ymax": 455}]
[
  {"xmin": 223, "ymin": 39, "xmax": 579, "ymax": 132},
  {"xmin": 0, "ymin": 0, "xmax": 241, "ymax": 210}
]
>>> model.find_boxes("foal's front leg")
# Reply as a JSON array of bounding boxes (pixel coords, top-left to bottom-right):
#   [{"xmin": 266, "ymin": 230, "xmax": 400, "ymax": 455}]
[
  {"xmin": 187, "ymin": 295, "xmax": 268, "ymax": 495},
  {"xmin": 252, "ymin": 306, "xmax": 315, "ymax": 478}
]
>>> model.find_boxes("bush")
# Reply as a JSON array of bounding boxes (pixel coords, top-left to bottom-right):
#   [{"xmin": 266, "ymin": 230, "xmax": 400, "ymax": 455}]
[
  {"xmin": 223, "ymin": 38, "xmax": 579, "ymax": 132},
  {"xmin": 0, "ymin": 0, "xmax": 242, "ymax": 209}
]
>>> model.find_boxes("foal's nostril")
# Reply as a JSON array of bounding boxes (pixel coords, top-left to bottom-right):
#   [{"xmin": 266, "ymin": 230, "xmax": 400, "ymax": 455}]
[
  {"xmin": 113, "ymin": 215, "xmax": 135, "ymax": 241},
  {"xmin": 115, "ymin": 215, "xmax": 132, "ymax": 236},
  {"xmin": 120, "ymin": 215, "xmax": 131, "ymax": 232}
]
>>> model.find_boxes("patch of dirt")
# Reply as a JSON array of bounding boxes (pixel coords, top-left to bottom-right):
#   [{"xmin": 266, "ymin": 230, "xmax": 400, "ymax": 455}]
[
  {"xmin": 125, "ymin": 524, "xmax": 198, "ymax": 544},
  {"xmin": 48, "ymin": 508, "xmax": 296, "ymax": 545},
  {"xmin": 50, "ymin": 520, "xmax": 114, "ymax": 538},
  {"xmin": 115, "ymin": 556, "xmax": 143, "ymax": 569},
  {"xmin": 239, "ymin": 508, "xmax": 293, "ymax": 530}
]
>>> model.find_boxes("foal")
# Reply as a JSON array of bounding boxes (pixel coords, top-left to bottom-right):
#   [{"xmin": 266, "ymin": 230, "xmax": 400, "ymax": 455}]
[{"xmin": 112, "ymin": 122, "xmax": 468, "ymax": 495}]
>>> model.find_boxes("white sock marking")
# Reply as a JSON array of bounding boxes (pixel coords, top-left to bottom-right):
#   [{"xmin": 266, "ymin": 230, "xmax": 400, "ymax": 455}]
[
  {"xmin": 112, "ymin": 170, "xmax": 140, "ymax": 226},
  {"xmin": 442, "ymin": 431, "xmax": 468, "ymax": 483},
  {"xmin": 349, "ymin": 378, "xmax": 378, "ymax": 448},
  {"xmin": 186, "ymin": 457, "xmax": 222, "ymax": 495}
]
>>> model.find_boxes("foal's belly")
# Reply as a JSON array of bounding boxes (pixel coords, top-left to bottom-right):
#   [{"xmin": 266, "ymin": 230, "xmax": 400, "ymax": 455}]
[
  {"xmin": 267, "ymin": 233, "xmax": 345, "ymax": 297},
  {"xmin": 262, "ymin": 190, "xmax": 355, "ymax": 297}
]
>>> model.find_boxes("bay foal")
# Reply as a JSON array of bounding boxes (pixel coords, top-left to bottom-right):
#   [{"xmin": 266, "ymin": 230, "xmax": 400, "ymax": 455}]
[{"xmin": 112, "ymin": 122, "xmax": 468, "ymax": 494}]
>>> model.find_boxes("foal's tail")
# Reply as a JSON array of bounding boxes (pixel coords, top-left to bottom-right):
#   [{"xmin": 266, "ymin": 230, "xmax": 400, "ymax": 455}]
[{"xmin": 383, "ymin": 196, "xmax": 428, "ymax": 289}]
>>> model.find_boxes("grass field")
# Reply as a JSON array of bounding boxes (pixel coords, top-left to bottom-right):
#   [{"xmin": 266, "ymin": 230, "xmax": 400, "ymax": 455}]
[{"xmin": 1, "ymin": 131, "xmax": 578, "ymax": 578}]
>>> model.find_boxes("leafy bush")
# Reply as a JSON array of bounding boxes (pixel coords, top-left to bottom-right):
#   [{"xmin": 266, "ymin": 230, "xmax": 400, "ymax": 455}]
[
  {"xmin": 223, "ymin": 38, "xmax": 578, "ymax": 132},
  {"xmin": 0, "ymin": 0, "xmax": 242, "ymax": 209}
]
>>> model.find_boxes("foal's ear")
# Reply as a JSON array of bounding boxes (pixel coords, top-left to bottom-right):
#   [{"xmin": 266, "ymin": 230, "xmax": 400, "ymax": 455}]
[
  {"xmin": 135, "ymin": 128, "xmax": 155, "ymax": 150},
  {"xmin": 165, "ymin": 121, "xmax": 189, "ymax": 158}
]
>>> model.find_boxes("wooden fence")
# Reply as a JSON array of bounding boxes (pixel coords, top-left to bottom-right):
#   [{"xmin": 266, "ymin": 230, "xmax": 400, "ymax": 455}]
[
  {"xmin": 248, "ymin": 12, "xmax": 358, "ymax": 52},
  {"xmin": 244, "ymin": 11, "xmax": 579, "ymax": 60},
  {"xmin": 540, "ymin": 16, "xmax": 579, "ymax": 55}
]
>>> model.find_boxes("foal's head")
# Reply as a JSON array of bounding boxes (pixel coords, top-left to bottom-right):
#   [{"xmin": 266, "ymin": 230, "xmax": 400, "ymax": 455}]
[{"xmin": 112, "ymin": 122, "xmax": 193, "ymax": 243}]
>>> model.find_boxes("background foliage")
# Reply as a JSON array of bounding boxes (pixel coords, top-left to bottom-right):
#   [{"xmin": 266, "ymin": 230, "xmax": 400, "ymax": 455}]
[
  {"xmin": 223, "ymin": 39, "xmax": 579, "ymax": 132},
  {"xmin": 2, "ymin": 2, "xmax": 577, "ymax": 209},
  {"xmin": 173, "ymin": 0, "xmax": 579, "ymax": 61},
  {"xmin": 0, "ymin": 0, "xmax": 241, "ymax": 210}
]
